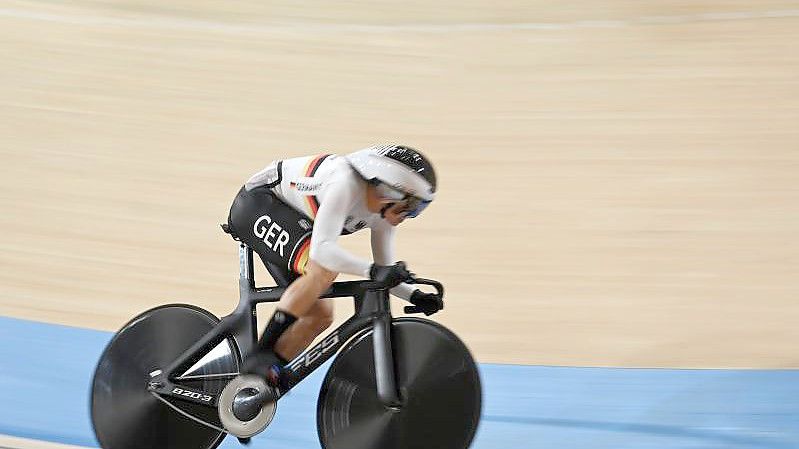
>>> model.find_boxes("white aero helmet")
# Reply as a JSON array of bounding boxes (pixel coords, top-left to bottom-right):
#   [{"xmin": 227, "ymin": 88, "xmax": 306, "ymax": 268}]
[{"xmin": 347, "ymin": 144, "xmax": 437, "ymax": 218}]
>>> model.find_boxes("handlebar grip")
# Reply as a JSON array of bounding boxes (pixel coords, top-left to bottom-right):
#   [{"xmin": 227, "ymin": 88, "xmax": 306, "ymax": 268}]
[
  {"xmin": 405, "ymin": 278, "xmax": 444, "ymax": 299},
  {"xmin": 404, "ymin": 306, "xmax": 422, "ymax": 314}
]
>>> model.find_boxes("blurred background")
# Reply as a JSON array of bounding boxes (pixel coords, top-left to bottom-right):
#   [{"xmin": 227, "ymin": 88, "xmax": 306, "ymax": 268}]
[{"xmin": 2, "ymin": 0, "xmax": 799, "ymax": 373}]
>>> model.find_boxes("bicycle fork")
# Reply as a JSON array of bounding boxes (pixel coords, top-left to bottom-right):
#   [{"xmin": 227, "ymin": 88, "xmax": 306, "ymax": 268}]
[{"xmin": 372, "ymin": 294, "xmax": 402, "ymax": 409}]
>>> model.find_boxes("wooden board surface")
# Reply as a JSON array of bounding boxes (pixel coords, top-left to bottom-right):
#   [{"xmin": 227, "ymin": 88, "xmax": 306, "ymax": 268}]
[{"xmin": 1, "ymin": 1, "xmax": 798, "ymax": 367}]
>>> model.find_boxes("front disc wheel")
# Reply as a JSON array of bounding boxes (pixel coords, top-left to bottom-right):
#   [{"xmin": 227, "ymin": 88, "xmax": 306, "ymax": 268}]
[{"xmin": 317, "ymin": 318, "xmax": 482, "ymax": 449}]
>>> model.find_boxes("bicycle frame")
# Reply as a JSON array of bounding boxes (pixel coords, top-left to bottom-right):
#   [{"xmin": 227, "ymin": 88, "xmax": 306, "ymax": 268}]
[{"xmin": 147, "ymin": 244, "xmax": 402, "ymax": 417}]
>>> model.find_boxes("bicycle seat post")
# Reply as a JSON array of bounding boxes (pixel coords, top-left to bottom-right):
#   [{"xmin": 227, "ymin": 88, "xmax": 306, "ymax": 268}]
[{"xmin": 239, "ymin": 244, "xmax": 256, "ymax": 293}]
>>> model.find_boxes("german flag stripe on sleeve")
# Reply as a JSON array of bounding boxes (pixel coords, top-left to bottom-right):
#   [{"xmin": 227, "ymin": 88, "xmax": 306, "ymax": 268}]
[
  {"xmin": 291, "ymin": 238, "xmax": 312, "ymax": 274},
  {"xmin": 303, "ymin": 154, "xmax": 331, "ymax": 218}
]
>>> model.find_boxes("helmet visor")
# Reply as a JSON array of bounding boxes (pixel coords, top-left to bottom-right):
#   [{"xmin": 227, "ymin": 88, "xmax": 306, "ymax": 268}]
[
  {"xmin": 402, "ymin": 197, "xmax": 431, "ymax": 218},
  {"xmin": 375, "ymin": 183, "xmax": 431, "ymax": 218}
]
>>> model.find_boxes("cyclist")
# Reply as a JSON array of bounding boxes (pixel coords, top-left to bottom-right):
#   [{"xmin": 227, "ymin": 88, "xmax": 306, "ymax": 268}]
[{"xmin": 227, "ymin": 143, "xmax": 443, "ymax": 389}]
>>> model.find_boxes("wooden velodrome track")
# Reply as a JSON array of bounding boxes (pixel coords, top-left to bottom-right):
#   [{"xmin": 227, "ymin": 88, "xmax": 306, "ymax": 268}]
[{"xmin": 1, "ymin": 0, "xmax": 798, "ymax": 374}]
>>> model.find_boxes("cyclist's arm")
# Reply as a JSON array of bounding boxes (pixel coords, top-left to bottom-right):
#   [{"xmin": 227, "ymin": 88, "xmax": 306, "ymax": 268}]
[
  {"xmin": 310, "ymin": 179, "xmax": 372, "ymax": 277},
  {"xmin": 371, "ymin": 221, "xmax": 415, "ymax": 301}
]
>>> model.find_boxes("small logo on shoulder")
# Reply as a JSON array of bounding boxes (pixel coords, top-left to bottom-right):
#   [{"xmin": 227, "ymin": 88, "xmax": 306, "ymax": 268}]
[{"xmin": 290, "ymin": 177, "xmax": 323, "ymax": 194}]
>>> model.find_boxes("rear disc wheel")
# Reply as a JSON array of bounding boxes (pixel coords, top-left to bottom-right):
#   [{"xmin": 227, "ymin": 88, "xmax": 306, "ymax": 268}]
[
  {"xmin": 317, "ymin": 318, "xmax": 481, "ymax": 449},
  {"xmin": 91, "ymin": 304, "xmax": 239, "ymax": 449}
]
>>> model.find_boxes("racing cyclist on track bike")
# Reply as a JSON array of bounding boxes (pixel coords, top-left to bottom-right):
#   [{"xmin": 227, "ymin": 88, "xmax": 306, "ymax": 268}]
[{"xmin": 226, "ymin": 143, "xmax": 443, "ymax": 396}]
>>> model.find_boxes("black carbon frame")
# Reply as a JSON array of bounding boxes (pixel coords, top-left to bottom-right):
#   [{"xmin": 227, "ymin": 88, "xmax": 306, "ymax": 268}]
[{"xmin": 147, "ymin": 244, "xmax": 406, "ymax": 418}]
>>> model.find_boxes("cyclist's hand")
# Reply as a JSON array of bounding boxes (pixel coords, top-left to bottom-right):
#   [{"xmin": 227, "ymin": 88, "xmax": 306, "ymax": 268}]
[
  {"xmin": 410, "ymin": 290, "xmax": 444, "ymax": 316},
  {"xmin": 369, "ymin": 262, "xmax": 412, "ymax": 288}
]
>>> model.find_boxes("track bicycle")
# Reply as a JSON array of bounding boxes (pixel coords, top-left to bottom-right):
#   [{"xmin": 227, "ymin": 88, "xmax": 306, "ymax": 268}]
[{"xmin": 91, "ymin": 235, "xmax": 482, "ymax": 449}]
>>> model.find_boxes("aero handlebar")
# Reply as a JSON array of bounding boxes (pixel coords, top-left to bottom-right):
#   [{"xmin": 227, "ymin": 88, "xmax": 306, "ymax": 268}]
[{"xmin": 404, "ymin": 278, "xmax": 444, "ymax": 315}]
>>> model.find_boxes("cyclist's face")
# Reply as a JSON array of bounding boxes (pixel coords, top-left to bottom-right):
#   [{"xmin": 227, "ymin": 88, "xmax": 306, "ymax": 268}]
[
  {"xmin": 382, "ymin": 202, "xmax": 410, "ymax": 226},
  {"xmin": 365, "ymin": 184, "xmax": 414, "ymax": 226}
]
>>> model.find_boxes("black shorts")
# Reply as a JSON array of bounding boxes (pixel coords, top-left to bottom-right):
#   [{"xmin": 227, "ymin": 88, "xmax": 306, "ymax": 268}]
[{"xmin": 227, "ymin": 186, "xmax": 313, "ymax": 286}]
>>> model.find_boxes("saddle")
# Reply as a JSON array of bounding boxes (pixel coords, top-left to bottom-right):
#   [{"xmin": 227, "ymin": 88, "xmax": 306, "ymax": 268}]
[{"xmin": 221, "ymin": 223, "xmax": 240, "ymax": 241}]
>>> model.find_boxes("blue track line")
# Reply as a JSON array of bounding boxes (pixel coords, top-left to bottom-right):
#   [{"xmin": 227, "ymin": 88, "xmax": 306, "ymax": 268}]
[{"xmin": 1, "ymin": 316, "xmax": 797, "ymax": 449}]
